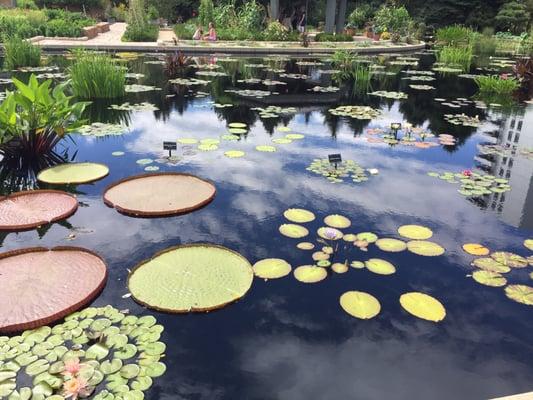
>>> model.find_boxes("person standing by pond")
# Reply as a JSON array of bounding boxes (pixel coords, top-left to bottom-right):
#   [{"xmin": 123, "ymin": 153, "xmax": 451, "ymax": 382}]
[{"xmin": 298, "ymin": 10, "xmax": 307, "ymax": 33}]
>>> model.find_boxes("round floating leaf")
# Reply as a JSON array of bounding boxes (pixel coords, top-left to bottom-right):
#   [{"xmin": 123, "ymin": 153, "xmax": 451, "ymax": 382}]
[
  {"xmin": 37, "ymin": 163, "xmax": 109, "ymax": 184},
  {"xmin": 128, "ymin": 244, "xmax": 253, "ymax": 313},
  {"xmin": 283, "ymin": 208, "xmax": 315, "ymax": 223},
  {"xmin": 504, "ymin": 285, "xmax": 533, "ymax": 305},
  {"xmin": 356, "ymin": 232, "xmax": 378, "ymax": 243},
  {"xmin": 317, "ymin": 260, "xmax": 331, "ymax": 267},
  {"xmin": 340, "ymin": 291, "xmax": 381, "ymax": 319},
  {"xmin": 279, "ymin": 224, "xmax": 309, "ymax": 239},
  {"xmin": 198, "ymin": 144, "xmax": 218, "ymax": 151},
  {"xmin": 255, "ymin": 145, "xmax": 276, "ymax": 152},
  {"xmin": 25, "ymin": 359, "xmax": 48, "ymax": 376},
  {"xmin": 324, "ymin": 214, "xmax": 351, "ymax": 229},
  {"xmin": 524, "ymin": 239, "xmax": 533, "ymax": 251},
  {"xmin": 463, "ymin": 243, "xmax": 490, "ymax": 256},
  {"xmin": 272, "ymin": 138, "xmax": 292, "ymax": 144},
  {"xmin": 286, "ymin": 134, "xmax": 304, "ymax": 140},
  {"xmin": 343, "ymin": 234, "xmax": 357, "ymax": 242},
  {"xmin": 144, "ymin": 166, "xmax": 159, "ymax": 172},
  {"xmin": 365, "ymin": 259, "xmax": 396, "ymax": 275},
  {"xmin": 224, "ymin": 150, "xmax": 245, "ymax": 158},
  {"xmin": 228, "ymin": 122, "xmax": 247, "ymax": 129},
  {"xmin": 100, "ymin": 359, "xmax": 123, "ymax": 375},
  {"xmin": 399, "ymin": 292, "xmax": 446, "ymax": 322},
  {"xmin": 104, "ymin": 173, "xmax": 216, "ymax": 217},
  {"xmin": 120, "ymin": 364, "xmax": 140, "ymax": 379},
  {"xmin": 131, "ymin": 376, "xmax": 152, "ymax": 391},
  {"xmin": 397, "ymin": 225, "xmax": 433, "ymax": 240},
  {"xmin": 0, "ymin": 247, "xmax": 107, "ymax": 333},
  {"xmin": 228, "ymin": 128, "xmax": 247, "ymax": 135},
  {"xmin": 332, "ymin": 263, "xmax": 349, "ymax": 273},
  {"xmin": 114, "ymin": 343, "xmax": 137, "ymax": 360},
  {"xmin": 472, "ymin": 257, "xmax": 510, "ymax": 273},
  {"xmin": 253, "ymin": 259, "xmax": 291, "ymax": 279},
  {"xmin": 312, "ymin": 252, "xmax": 329, "ymax": 261},
  {"xmin": 491, "ymin": 252, "xmax": 528, "ymax": 268},
  {"xmin": 86, "ymin": 343, "xmax": 109, "ymax": 360},
  {"xmin": 350, "ymin": 261, "xmax": 365, "ymax": 269},
  {"xmin": 112, "ymin": 151, "xmax": 125, "ymax": 156},
  {"xmin": 407, "ymin": 241, "xmax": 445, "ymax": 257},
  {"xmin": 375, "ymin": 238, "xmax": 407, "ymax": 252},
  {"xmin": 293, "ymin": 266, "xmax": 327, "ymax": 283},
  {"xmin": 0, "ymin": 190, "xmax": 78, "ymax": 232},
  {"xmin": 142, "ymin": 362, "xmax": 166, "ymax": 377},
  {"xmin": 472, "ymin": 270, "xmax": 507, "ymax": 287},
  {"xmin": 296, "ymin": 242, "xmax": 314, "ymax": 250},
  {"xmin": 317, "ymin": 227, "xmax": 343, "ymax": 240}
]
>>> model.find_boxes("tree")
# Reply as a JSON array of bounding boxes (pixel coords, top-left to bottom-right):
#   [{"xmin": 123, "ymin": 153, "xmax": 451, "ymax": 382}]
[
  {"xmin": 198, "ymin": 0, "xmax": 214, "ymax": 27},
  {"xmin": 495, "ymin": 1, "xmax": 529, "ymax": 34}
]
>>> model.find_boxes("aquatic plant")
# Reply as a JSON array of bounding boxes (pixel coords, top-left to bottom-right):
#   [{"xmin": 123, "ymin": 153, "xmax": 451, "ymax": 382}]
[
  {"xmin": 435, "ymin": 25, "xmax": 474, "ymax": 46},
  {"xmin": 306, "ymin": 158, "xmax": 374, "ymax": 184},
  {"xmin": 474, "ymin": 74, "xmax": 520, "ymax": 95},
  {"xmin": 69, "ymin": 51, "xmax": 126, "ymax": 99},
  {"xmin": 128, "ymin": 244, "xmax": 254, "ymax": 312},
  {"xmin": 427, "ymin": 170, "xmax": 511, "ymax": 197},
  {"xmin": 0, "ymin": 306, "xmax": 167, "ymax": 399},
  {"xmin": 436, "ymin": 45, "xmax": 473, "ymax": 72},
  {"xmin": 164, "ymin": 51, "xmax": 192, "ymax": 78},
  {"xmin": 3, "ymin": 36, "xmax": 41, "ymax": 70},
  {"xmin": 512, "ymin": 57, "xmax": 533, "ymax": 96},
  {"xmin": 37, "ymin": 162, "xmax": 110, "ymax": 185}
]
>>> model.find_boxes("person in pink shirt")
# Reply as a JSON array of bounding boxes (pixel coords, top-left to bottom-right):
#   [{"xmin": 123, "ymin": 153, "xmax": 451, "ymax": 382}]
[{"xmin": 204, "ymin": 22, "xmax": 217, "ymax": 41}]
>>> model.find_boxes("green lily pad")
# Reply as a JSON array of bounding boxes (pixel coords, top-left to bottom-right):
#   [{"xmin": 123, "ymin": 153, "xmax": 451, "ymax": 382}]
[
  {"xmin": 340, "ymin": 291, "xmax": 381, "ymax": 319},
  {"xmin": 100, "ymin": 359, "xmax": 123, "ymax": 375},
  {"xmin": 86, "ymin": 343, "xmax": 109, "ymax": 360},
  {"xmin": 120, "ymin": 364, "xmax": 140, "ymax": 379},
  {"xmin": 141, "ymin": 362, "xmax": 166, "ymax": 377},
  {"xmin": 472, "ymin": 270, "xmax": 507, "ymax": 287},
  {"xmin": 375, "ymin": 238, "xmax": 407, "ymax": 252},
  {"xmin": 25, "ymin": 359, "xmax": 49, "ymax": 376},
  {"xmin": 491, "ymin": 252, "xmax": 528, "ymax": 268},
  {"xmin": 505, "ymin": 285, "xmax": 533, "ymax": 305},
  {"xmin": 365, "ymin": 259, "xmax": 396, "ymax": 275},
  {"xmin": 114, "ymin": 344, "xmax": 137, "ymax": 360}
]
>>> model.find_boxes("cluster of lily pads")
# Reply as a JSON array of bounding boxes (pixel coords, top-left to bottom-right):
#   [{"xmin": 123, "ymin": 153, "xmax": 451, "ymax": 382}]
[
  {"xmin": 365, "ymin": 127, "xmax": 445, "ymax": 148},
  {"xmin": 444, "ymin": 113, "xmax": 481, "ymax": 127},
  {"xmin": 0, "ymin": 306, "xmax": 166, "ymax": 400},
  {"xmin": 77, "ymin": 123, "xmax": 128, "ymax": 137},
  {"xmin": 108, "ymin": 103, "xmax": 158, "ymax": 112},
  {"xmin": 252, "ymin": 209, "xmax": 447, "ymax": 322},
  {"xmin": 369, "ymin": 91, "xmax": 408, "ymax": 100},
  {"xmin": 250, "ymin": 106, "xmax": 297, "ymax": 119},
  {"xmin": 328, "ymin": 105, "xmax": 381, "ymax": 120},
  {"xmin": 463, "ymin": 241, "xmax": 533, "ymax": 306},
  {"xmin": 306, "ymin": 158, "xmax": 376, "ymax": 184},
  {"xmin": 225, "ymin": 89, "xmax": 273, "ymax": 98},
  {"xmin": 427, "ymin": 170, "xmax": 511, "ymax": 197}
]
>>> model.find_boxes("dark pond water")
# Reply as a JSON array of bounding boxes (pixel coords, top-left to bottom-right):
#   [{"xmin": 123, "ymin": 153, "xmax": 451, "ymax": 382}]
[{"xmin": 1, "ymin": 51, "xmax": 533, "ymax": 400}]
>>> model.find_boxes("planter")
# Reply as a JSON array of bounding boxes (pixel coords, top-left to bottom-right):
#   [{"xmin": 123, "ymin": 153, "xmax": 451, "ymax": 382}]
[
  {"xmin": 345, "ymin": 28, "xmax": 356, "ymax": 36},
  {"xmin": 373, "ymin": 33, "xmax": 381, "ymax": 41},
  {"xmin": 365, "ymin": 30, "xmax": 373, "ymax": 39}
]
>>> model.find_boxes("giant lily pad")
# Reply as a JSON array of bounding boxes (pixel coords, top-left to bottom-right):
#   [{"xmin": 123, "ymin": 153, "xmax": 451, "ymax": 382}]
[
  {"xmin": 37, "ymin": 163, "xmax": 109, "ymax": 185},
  {"xmin": 504, "ymin": 285, "xmax": 533, "ymax": 305},
  {"xmin": 128, "ymin": 244, "xmax": 253, "ymax": 312},
  {"xmin": 397, "ymin": 225, "xmax": 433, "ymax": 240},
  {"xmin": 365, "ymin": 259, "xmax": 396, "ymax": 275},
  {"xmin": 253, "ymin": 259, "xmax": 291, "ymax": 279},
  {"xmin": 375, "ymin": 238, "xmax": 407, "ymax": 252},
  {"xmin": 293, "ymin": 266, "xmax": 327, "ymax": 283},
  {"xmin": 283, "ymin": 208, "xmax": 315, "ymax": 223},
  {"xmin": 0, "ymin": 247, "xmax": 107, "ymax": 333},
  {"xmin": 0, "ymin": 190, "xmax": 78, "ymax": 231},
  {"xmin": 103, "ymin": 173, "xmax": 216, "ymax": 217},
  {"xmin": 399, "ymin": 292, "xmax": 446, "ymax": 322},
  {"xmin": 472, "ymin": 270, "xmax": 507, "ymax": 287},
  {"xmin": 340, "ymin": 291, "xmax": 381, "ymax": 319},
  {"xmin": 279, "ymin": 224, "xmax": 309, "ymax": 239},
  {"xmin": 407, "ymin": 241, "xmax": 445, "ymax": 257},
  {"xmin": 490, "ymin": 252, "xmax": 528, "ymax": 268},
  {"xmin": 324, "ymin": 215, "xmax": 351, "ymax": 229}
]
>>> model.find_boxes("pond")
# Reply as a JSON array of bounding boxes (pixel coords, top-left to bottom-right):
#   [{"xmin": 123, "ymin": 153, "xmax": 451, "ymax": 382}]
[{"xmin": 1, "ymin": 51, "xmax": 532, "ymax": 400}]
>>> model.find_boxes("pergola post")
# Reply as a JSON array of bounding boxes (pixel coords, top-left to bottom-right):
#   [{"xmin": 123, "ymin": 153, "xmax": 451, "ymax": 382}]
[
  {"xmin": 336, "ymin": 0, "xmax": 347, "ymax": 33},
  {"xmin": 325, "ymin": 0, "xmax": 337, "ymax": 33},
  {"xmin": 270, "ymin": 0, "xmax": 279, "ymax": 21}
]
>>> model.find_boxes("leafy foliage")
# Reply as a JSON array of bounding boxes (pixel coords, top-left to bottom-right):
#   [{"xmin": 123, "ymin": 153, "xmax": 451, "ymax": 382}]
[
  {"xmin": 316, "ymin": 32, "xmax": 354, "ymax": 42},
  {"xmin": 437, "ymin": 45, "xmax": 473, "ymax": 72},
  {"xmin": 495, "ymin": 1, "xmax": 530, "ymax": 34},
  {"xmin": 123, "ymin": 0, "xmax": 159, "ymax": 42},
  {"xmin": 474, "ymin": 74, "xmax": 520, "ymax": 94},
  {"xmin": 374, "ymin": 5, "xmax": 412, "ymax": 35},
  {"xmin": 347, "ymin": 4, "xmax": 374, "ymax": 29},
  {"xmin": 68, "ymin": 51, "xmax": 126, "ymax": 99},
  {"xmin": 164, "ymin": 51, "xmax": 192, "ymax": 78},
  {"xmin": 436, "ymin": 25, "xmax": 474, "ymax": 46},
  {"xmin": 3, "ymin": 36, "xmax": 41, "ymax": 70},
  {"xmin": 198, "ymin": 0, "xmax": 214, "ymax": 27}
]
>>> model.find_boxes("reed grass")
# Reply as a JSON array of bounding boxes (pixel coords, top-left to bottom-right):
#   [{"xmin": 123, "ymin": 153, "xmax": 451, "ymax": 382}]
[
  {"xmin": 69, "ymin": 51, "xmax": 126, "ymax": 99},
  {"xmin": 474, "ymin": 75, "xmax": 519, "ymax": 95},
  {"xmin": 437, "ymin": 45, "xmax": 473, "ymax": 72},
  {"xmin": 3, "ymin": 36, "xmax": 41, "ymax": 69}
]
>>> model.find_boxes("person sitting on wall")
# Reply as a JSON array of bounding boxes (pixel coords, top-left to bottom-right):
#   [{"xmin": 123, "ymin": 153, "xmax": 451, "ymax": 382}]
[
  {"xmin": 193, "ymin": 26, "xmax": 203, "ymax": 40},
  {"xmin": 204, "ymin": 22, "xmax": 217, "ymax": 41}
]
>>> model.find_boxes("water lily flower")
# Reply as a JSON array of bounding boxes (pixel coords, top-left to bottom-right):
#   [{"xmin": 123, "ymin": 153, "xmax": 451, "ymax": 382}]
[
  {"xmin": 62, "ymin": 377, "xmax": 90, "ymax": 400},
  {"xmin": 323, "ymin": 228, "xmax": 339, "ymax": 240},
  {"xmin": 462, "ymin": 169, "xmax": 472, "ymax": 177},
  {"xmin": 368, "ymin": 168, "xmax": 379, "ymax": 175},
  {"xmin": 61, "ymin": 358, "xmax": 82, "ymax": 377}
]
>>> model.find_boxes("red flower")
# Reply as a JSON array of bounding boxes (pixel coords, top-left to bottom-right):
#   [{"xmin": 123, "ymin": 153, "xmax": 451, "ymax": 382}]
[{"xmin": 462, "ymin": 169, "xmax": 472, "ymax": 177}]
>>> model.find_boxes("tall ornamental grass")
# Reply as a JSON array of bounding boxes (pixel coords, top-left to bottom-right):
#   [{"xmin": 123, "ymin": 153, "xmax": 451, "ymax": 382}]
[
  {"xmin": 474, "ymin": 75, "xmax": 519, "ymax": 95},
  {"xmin": 69, "ymin": 51, "xmax": 126, "ymax": 99},
  {"xmin": 436, "ymin": 25, "xmax": 474, "ymax": 46},
  {"xmin": 3, "ymin": 36, "xmax": 41, "ymax": 69},
  {"xmin": 437, "ymin": 45, "xmax": 473, "ymax": 72}
]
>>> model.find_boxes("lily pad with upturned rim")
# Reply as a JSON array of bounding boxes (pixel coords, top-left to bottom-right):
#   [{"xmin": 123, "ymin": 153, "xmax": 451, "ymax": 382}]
[{"xmin": 128, "ymin": 244, "xmax": 254, "ymax": 313}]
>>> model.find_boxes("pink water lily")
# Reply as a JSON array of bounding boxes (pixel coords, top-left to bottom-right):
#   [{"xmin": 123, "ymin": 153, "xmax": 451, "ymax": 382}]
[
  {"xmin": 61, "ymin": 358, "xmax": 82, "ymax": 377},
  {"xmin": 462, "ymin": 169, "xmax": 472, "ymax": 177},
  {"xmin": 62, "ymin": 377, "xmax": 91, "ymax": 400}
]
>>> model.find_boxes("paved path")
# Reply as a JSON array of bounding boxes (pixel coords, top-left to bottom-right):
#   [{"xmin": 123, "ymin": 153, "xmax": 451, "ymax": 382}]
[{"xmin": 34, "ymin": 23, "xmax": 426, "ymax": 55}]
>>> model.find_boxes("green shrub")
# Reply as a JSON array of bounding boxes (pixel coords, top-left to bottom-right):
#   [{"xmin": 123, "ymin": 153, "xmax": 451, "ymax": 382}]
[
  {"xmin": 16, "ymin": 0, "xmax": 38, "ymax": 9},
  {"xmin": 3, "ymin": 36, "xmax": 41, "ymax": 70},
  {"xmin": 374, "ymin": 5, "xmax": 411, "ymax": 35},
  {"xmin": 347, "ymin": 4, "xmax": 373, "ymax": 29},
  {"xmin": 45, "ymin": 19, "xmax": 83, "ymax": 37},
  {"xmin": 69, "ymin": 51, "xmax": 126, "ymax": 99},
  {"xmin": 436, "ymin": 25, "xmax": 474, "ymax": 46},
  {"xmin": 123, "ymin": 0, "xmax": 158, "ymax": 42},
  {"xmin": 437, "ymin": 45, "xmax": 473, "ymax": 72},
  {"xmin": 263, "ymin": 21, "xmax": 291, "ymax": 41},
  {"xmin": 473, "ymin": 29, "xmax": 497, "ymax": 56},
  {"xmin": 316, "ymin": 32, "xmax": 353, "ymax": 42},
  {"xmin": 238, "ymin": 0, "xmax": 265, "ymax": 32},
  {"xmin": 213, "ymin": 3, "xmax": 238, "ymax": 28},
  {"xmin": 174, "ymin": 22, "xmax": 196, "ymax": 40},
  {"xmin": 495, "ymin": 1, "xmax": 529, "ymax": 35},
  {"xmin": 474, "ymin": 74, "xmax": 520, "ymax": 94},
  {"xmin": 198, "ymin": 0, "xmax": 214, "ymax": 28}
]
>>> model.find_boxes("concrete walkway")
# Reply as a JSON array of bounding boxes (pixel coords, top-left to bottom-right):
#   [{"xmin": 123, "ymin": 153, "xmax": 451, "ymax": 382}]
[{"xmin": 34, "ymin": 22, "xmax": 426, "ymax": 55}]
